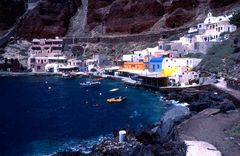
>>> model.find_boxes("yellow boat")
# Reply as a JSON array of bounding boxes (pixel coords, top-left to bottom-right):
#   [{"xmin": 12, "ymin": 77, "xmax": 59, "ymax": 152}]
[{"xmin": 107, "ymin": 96, "xmax": 127, "ymax": 103}]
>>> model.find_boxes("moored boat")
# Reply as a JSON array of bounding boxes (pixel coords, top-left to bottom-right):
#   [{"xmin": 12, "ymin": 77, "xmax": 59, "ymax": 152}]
[
  {"xmin": 62, "ymin": 72, "xmax": 77, "ymax": 79},
  {"xmin": 80, "ymin": 81, "xmax": 101, "ymax": 88},
  {"xmin": 107, "ymin": 96, "xmax": 127, "ymax": 103}
]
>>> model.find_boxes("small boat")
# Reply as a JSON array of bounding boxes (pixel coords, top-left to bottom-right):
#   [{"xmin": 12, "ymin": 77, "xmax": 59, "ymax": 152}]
[
  {"xmin": 109, "ymin": 88, "xmax": 119, "ymax": 92},
  {"xmin": 80, "ymin": 81, "xmax": 101, "ymax": 88},
  {"xmin": 107, "ymin": 96, "xmax": 127, "ymax": 103},
  {"xmin": 93, "ymin": 77, "xmax": 104, "ymax": 81},
  {"xmin": 62, "ymin": 72, "xmax": 77, "ymax": 79}
]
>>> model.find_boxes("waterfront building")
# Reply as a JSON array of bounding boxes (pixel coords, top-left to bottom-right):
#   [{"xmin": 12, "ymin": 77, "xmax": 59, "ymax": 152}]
[
  {"xmin": 85, "ymin": 54, "xmax": 109, "ymax": 72},
  {"xmin": 119, "ymin": 62, "xmax": 145, "ymax": 72},
  {"xmin": 161, "ymin": 58, "xmax": 201, "ymax": 84},
  {"xmin": 122, "ymin": 54, "xmax": 139, "ymax": 62},
  {"xmin": 149, "ymin": 57, "xmax": 163, "ymax": 73},
  {"xmin": 138, "ymin": 75, "xmax": 169, "ymax": 89},
  {"xmin": 27, "ymin": 37, "xmax": 68, "ymax": 72}
]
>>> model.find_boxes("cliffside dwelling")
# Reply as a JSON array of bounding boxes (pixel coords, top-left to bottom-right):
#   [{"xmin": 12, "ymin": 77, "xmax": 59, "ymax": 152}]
[{"xmin": 160, "ymin": 12, "xmax": 237, "ymax": 55}]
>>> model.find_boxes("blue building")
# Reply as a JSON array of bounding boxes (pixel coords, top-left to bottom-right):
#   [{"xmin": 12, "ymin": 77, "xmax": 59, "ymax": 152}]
[{"xmin": 149, "ymin": 57, "xmax": 163, "ymax": 73}]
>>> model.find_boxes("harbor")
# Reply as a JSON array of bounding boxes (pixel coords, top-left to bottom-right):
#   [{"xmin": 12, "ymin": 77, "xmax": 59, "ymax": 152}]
[{"xmin": 0, "ymin": 3, "xmax": 240, "ymax": 156}]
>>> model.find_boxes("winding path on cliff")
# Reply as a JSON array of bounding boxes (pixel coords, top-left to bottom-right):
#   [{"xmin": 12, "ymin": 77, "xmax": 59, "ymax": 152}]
[
  {"xmin": 178, "ymin": 109, "xmax": 240, "ymax": 156},
  {"xmin": 213, "ymin": 78, "xmax": 240, "ymax": 106}
]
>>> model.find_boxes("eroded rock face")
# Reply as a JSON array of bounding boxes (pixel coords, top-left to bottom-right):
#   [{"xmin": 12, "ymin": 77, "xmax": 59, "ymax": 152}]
[
  {"xmin": 87, "ymin": 0, "xmax": 165, "ymax": 34},
  {"xmin": 16, "ymin": 0, "xmax": 82, "ymax": 39},
  {"xmin": 209, "ymin": 0, "xmax": 239, "ymax": 9},
  {"xmin": 86, "ymin": 0, "xmax": 239, "ymax": 34},
  {"xmin": 0, "ymin": 0, "xmax": 26, "ymax": 32}
]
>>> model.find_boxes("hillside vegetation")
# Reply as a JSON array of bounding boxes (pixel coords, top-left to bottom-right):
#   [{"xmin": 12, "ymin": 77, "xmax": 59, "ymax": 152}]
[{"xmin": 196, "ymin": 29, "xmax": 240, "ymax": 78}]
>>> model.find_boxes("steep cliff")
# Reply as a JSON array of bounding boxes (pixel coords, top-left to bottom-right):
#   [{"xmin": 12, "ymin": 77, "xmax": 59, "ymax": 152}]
[
  {"xmin": 3, "ymin": 0, "xmax": 239, "ymax": 39},
  {"xmin": 86, "ymin": 0, "xmax": 240, "ymax": 35},
  {"xmin": 15, "ymin": 0, "xmax": 82, "ymax": 39},
  {"xmin": 0, "ymin": 0, "xmax": 26, "ymax": 32}
]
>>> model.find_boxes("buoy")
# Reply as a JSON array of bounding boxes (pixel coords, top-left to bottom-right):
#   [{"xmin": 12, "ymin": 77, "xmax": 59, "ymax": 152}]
[
  {"xmin": 45, "ymin": 81, "xmax": 48, "ymax": 84},
  {"xmin": 48, "ymin": 87, "xmax": 52, "ymax": 90},
  {"xmin": 119, "ymin": 130, "xmax": 127, "ymax": 143},
  {"xmin": 99, "ymin": 93, "xmax": 102, "ymax": 95}
]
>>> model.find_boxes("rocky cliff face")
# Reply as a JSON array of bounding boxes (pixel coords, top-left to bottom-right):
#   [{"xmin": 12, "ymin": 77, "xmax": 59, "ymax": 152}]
[
  {"xmin": 1, "ymin": 0, "xmax": 239, "ymax": 39},
  {"xmin": 15, "ymin": 0, "xmax": 82, "ymax": 39},
  {"xmin": 86, "ymin": 0, "xmax": 240, "ymax": 35},
  {"xmin": 0, "ymin": 0, "xmax": 26, "ymax": 32}
]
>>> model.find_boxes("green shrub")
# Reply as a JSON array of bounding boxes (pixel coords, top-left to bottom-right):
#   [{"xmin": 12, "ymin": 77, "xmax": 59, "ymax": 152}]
[
  {"xmin": 230, "ymin": 11, "xmax": 240, "ymax": 28},
  {"xmin": 229, "ymin": 123, "xmax": 240, "ymax": 137}
]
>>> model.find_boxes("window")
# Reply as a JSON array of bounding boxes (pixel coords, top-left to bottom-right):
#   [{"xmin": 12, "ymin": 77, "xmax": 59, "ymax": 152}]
[
  {"xmin": 157, "ymin": 64, "xmax": 160, "ymax": 69},
  {"xmin": 30, "ymin": 58, "xmax": 36, "ymax": 63},
  {"xmin": 32, "ymin": 47, "xmax": 41, "ymax": 50},
  {"xmin": 37, "ymin": 66, "xmax": 41, "ymax": 70}
]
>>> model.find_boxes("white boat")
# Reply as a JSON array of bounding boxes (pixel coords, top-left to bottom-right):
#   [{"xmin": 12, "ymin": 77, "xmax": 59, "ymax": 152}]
[
  {"xmin": 109, "ymin": 88, "xmax": 119, "ymax": 92},
  {"xmin": 62, "ymin": 72, "xmax": 77, "ymax": 79},
  {"xmin": 80, "ymin": 81, "xmax": 101, "ymax": 88}
]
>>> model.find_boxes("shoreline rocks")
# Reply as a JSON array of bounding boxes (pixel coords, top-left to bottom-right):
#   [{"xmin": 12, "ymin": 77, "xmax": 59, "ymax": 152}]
[
  {"xmin": 54, "ymin": 106, "xmax": 189, "ymax": 156},
  {"xmin": 162, "ymin": 85, "xmax": 236, "ymax": 113},
  {"xmin": 54, "ymin": 85, "xmax": 238, "ymax": 156}
]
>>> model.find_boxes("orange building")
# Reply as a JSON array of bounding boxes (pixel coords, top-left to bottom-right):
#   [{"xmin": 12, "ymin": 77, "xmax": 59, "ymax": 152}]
[{"xmin": 118, "ymin": 62, "xmax": 145, "ymax": 72}]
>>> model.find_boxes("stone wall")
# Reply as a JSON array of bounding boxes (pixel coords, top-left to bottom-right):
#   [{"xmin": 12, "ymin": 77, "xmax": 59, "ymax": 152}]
[
  {"xmin": 64, "ymin": 28, "xmax": 187, "ymax": 44},
  {"xmin": 226, "ymin": 78, "xmax": 240, "ymax": 91}
]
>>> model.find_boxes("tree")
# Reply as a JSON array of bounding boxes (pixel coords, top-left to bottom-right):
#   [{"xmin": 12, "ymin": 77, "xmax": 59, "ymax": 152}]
[{"xmin": 230, "ymin": 11, "xmax": 240, "ymax": 28}]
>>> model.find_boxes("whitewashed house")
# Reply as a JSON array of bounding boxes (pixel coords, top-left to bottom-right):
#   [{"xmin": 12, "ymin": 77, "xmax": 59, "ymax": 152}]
[{"xmin": 28, "ymin": 37, "xmax": 67, "ymax": 72}]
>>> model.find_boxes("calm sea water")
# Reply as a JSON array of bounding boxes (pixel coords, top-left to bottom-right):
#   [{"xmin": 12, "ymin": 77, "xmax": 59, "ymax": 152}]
[{"xmin": 0, "ymin": 76, "xmax": 172, "ymax": 156}]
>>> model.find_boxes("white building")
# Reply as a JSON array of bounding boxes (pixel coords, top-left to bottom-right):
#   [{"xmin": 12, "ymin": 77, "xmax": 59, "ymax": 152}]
[
  {"xmin": 164, "ymin": 12, "xmax": 237, "ymax": 55},
  {"xmin": 28, "ymin": 37, "xmax": 68, "ymax": 72},
  {"xmin": 195, "ymin": 12, "xmax": 237, "ymax": 42},
  {"xmin": 162, "ymin": 58, "xmax": 202, "ymax": 69}
]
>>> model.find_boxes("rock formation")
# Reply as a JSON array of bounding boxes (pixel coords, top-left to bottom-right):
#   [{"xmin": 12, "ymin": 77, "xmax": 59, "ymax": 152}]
[
  {"xmin": 0, "ymin": 0, "xmax": 238, "ymax": 39},
  {"xmin": 0, "ymin": 0, "xmax": 26, "ymax": 32},
  {"xmin": 15, "ymin": 0, "xmax": 82, "ymax": 39},
  {"xmin": 86, "ymin": 0, "xmax": 240, "ymax": 35}
]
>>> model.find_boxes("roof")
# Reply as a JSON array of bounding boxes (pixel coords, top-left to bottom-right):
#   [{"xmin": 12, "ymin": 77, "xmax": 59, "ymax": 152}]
[
  {"xmin": 215, "ymin": 16, "xmax": 230, "ymax": 23},
  {"xmin": 150, "ymin": 57, "xmax": 163, "ymax": 63}
]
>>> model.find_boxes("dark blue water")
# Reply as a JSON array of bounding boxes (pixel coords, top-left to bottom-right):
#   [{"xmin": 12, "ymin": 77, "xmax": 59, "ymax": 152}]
[{"xmin": 0, "ymin": 76, "xmax": 171, "ymax": 156}]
